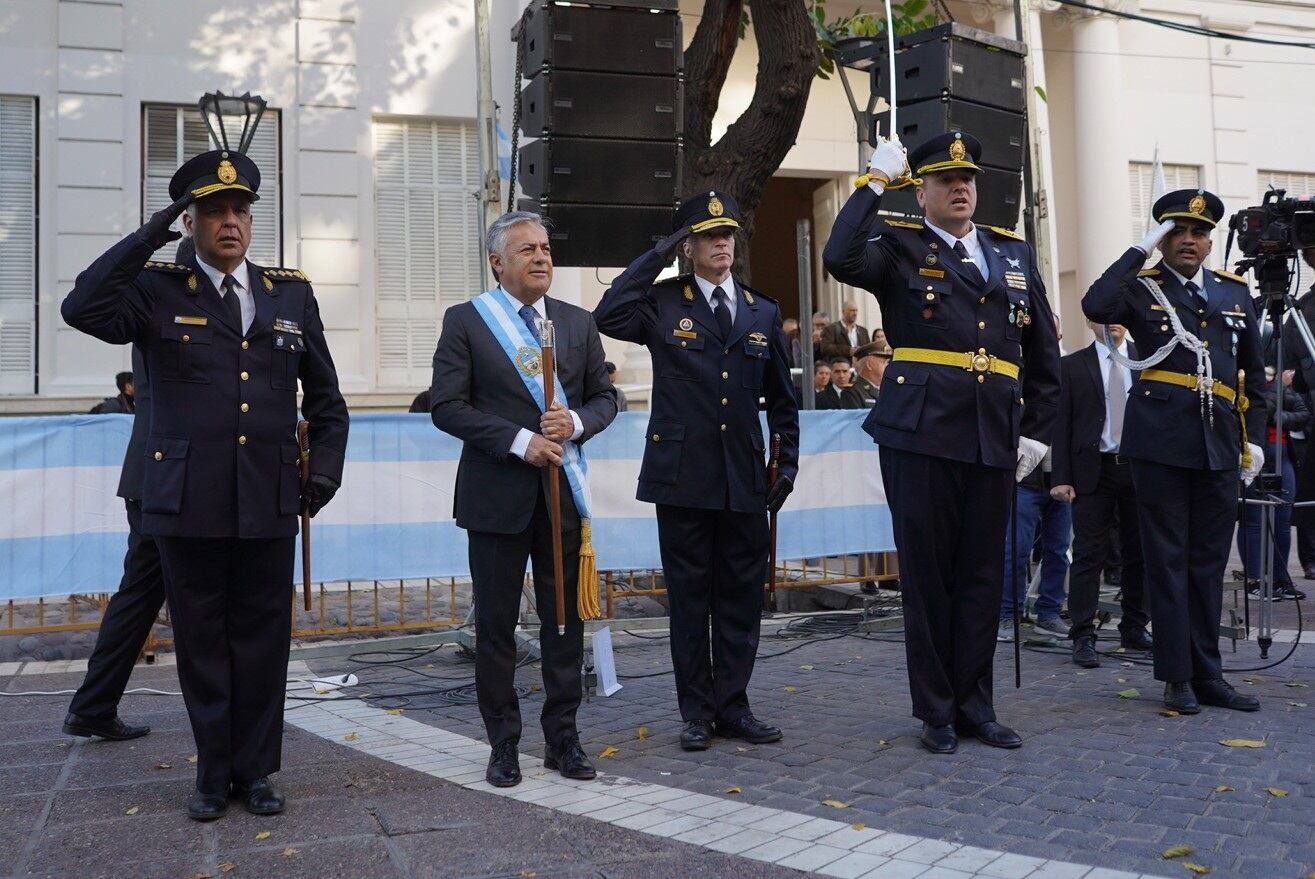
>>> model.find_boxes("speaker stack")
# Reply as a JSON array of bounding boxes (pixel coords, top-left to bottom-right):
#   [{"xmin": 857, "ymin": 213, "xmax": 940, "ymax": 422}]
[
  {"xmin": 867, "ymin": 23, "xmax": 1027, "ymax": 229},
  {"xmin": 513, "ymin": 0, "xmax": 683, "ymax": 267}
]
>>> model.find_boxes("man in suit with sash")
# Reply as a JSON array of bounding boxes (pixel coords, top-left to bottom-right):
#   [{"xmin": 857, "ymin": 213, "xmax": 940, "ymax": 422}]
[{"xmin": 430, "ymin": 211, "xmax": 618, "ymax": 787}]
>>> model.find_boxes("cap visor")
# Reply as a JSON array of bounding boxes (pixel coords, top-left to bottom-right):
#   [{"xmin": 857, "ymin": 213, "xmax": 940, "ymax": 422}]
[
  {"xmin": 690, "ymin": 217, "xmax": 740, "ymax": 233},
  {"xmin": 1158, "ymin": 211, "xmax": 1216, "ymax": 228},
  {"xmin": 189, "ymin": 182, "xmax": 259, "ymax": 202},
  {"xmin": 916, "ymin": 160, "xmax": 983, "ymax": 176}
]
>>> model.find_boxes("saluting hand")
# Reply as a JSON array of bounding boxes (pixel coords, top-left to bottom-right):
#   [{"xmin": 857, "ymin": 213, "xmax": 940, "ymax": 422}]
[
  {"xmin": 138, "ymin": 193, "xmax": 193, "ymax": 250},
  {"xmin": 655, "ymin": 224, "xmax": 695, "ymax": 257},
  {"xmin": 1136, "ymin": 218, "xmax": 1178, "ymax": 256},
  {"xmin": 525, "ymin": 434, "xmax": 563, "ymax": 468},
  {"xmin": 540, "ymin": 401, "xmax": 575, "ymax": 444}
]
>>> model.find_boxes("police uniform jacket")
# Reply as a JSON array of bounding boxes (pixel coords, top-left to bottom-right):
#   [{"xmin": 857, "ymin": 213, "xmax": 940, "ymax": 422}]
[
  {"xmin": 594, "ymin": 246, "xmax": 800, "ymax": 513},
  {"xmin": 821, "ymin": 186, "xmax": 1061, "ymax": 468},
  {"xmin": 1082, "ymin": 247, "xmax": 1265, "ymax": 471},
  {"xmin": 61, "ymin": 231, "xmax": 349, "ymax": 539}
]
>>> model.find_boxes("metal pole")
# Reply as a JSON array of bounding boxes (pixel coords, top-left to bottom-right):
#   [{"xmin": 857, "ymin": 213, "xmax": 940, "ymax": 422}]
[
  {"xmin": 1012, "ymin": 0, "xmax": 1058, "ymax": 299},
  {"xmin": 474, "ymin": 0, "xmax": 501, "ymax": 289},
  {"xmin": 797, "ymin": 218, "xmax": 816, "ymax": 410}
]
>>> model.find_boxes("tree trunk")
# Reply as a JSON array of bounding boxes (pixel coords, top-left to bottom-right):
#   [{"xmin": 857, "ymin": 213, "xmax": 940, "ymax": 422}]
[{"xmin": 682, "ymin": 0, "xmax": 819, "ymax": 281}]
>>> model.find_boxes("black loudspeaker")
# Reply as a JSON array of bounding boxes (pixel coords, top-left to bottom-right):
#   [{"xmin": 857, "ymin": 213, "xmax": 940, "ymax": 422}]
[
  {"xmin": 520, "ymin": 70, "xmax": 683, "ymax": 142},
  {"xmin": 871, "ymin": 23, "xmax": 1026, "ymax": 113},
  {"xmin": 873, "ymin": 97, "xmax": 1025, "ymax": 170},
  {"xmin": 879, "ymin": 166, "xmax": 1022, "ymax": 230},
  {"xmin": 520, "ymin": 1, "xmax": 681, "ymax": 77},
  {"xmin": 520, "ymin": 200, "xmax": 672, "ymax": 268},
  {"xmin": 518, "ymin": 138, "xmax": 679, "ymax": 204}
]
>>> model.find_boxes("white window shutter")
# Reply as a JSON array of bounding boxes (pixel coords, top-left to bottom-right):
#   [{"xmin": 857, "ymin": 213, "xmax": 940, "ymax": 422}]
[
  {"xmin": 374, "ymin": 118, "xmax": 481, "ymax": 388},
  {"xmin": 1258, "ymin": 170, "xmax": 1315, "ymax": 203},
  {"xmin": 0, "ymin": 95, "xmax": 36, "ymax": 395},
  {"xmin": 1128, "ymin": 161, "xmax": 1201, "ymax": 241},
  {"xmin": 141, "ymin": 104, "xmax": 280, "ymax": 265}
]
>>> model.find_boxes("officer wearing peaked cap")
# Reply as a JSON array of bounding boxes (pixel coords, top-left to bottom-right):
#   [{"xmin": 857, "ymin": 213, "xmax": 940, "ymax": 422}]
[
  {"xmin": 823, "ymin": 131, "xmax": 1061, "ymax": 754},
  {"xmin": 61, "ymin": 148, "xmax": 349, "ymax": 820},
  {"xmin": 1083, "ymin": 187, "xmax": 1265, "ymax": 715},
  {"xmin": 595, "ymin": 191, "xmax": 799, "ymax": 752}
]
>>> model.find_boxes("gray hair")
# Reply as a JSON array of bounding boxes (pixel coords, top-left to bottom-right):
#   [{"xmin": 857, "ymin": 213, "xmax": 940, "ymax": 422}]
[{"xmin": 485, "ymin": 210, "xmax": 548, "ymax": 258}]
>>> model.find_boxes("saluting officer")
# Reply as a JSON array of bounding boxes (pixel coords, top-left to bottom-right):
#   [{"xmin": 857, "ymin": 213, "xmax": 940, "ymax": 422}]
[
  {"xmin": 1083, "ymin": 189, "xmax": 1265, "ymax": 714},
  {"xmin": 61, "ymin": 149, "xmax": 349, "ymax": 820},
  {"xmin": 823, "ymin": 132, "xmax": 1061, "ymax": 754},
  {"xmin": 595, "ymin": 192, "xmax": 799, "ymax": 752}
]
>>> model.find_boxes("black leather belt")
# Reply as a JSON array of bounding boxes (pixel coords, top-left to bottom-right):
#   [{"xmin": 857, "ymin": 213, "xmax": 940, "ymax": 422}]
[{"xmin": 1101, "ymin": 452, "xmax": 1128, "ymax": 465}]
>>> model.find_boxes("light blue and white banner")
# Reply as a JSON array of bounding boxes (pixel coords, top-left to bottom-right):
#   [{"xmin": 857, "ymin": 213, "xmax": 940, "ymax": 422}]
[{"xmin": 0, "ymin": 412, "xmax": 892, "ymax": 599}]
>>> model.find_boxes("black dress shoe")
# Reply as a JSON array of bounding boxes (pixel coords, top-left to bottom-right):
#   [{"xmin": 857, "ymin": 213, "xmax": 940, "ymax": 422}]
[
  {"xmin": 187, "ymin": 791, "xmax": 229, "ymax": 822},
  {"xmin": 62, "ymin": 712, "xmax": 149, "ymax": 741},
  {"xmin": 1195, "ymin": 678, "xmax": 1260, "ymax": 712},
  {"xmin": 716, "ymin": 715, "xmax": 782, "ymax": 744},
  {"xmin": 1303, "ymin": 565, "xmax": 1315, "ymax": 581},
  {"xmin": 680, "ymin": 720, "xmax": 714, "ymax": 751},
  {"xmin": 956, "ymin": 721, "xmax": 1022, "ymax": 749},
  {"xmin": 1072, "ymin": 634, "xmax": 1100, "ymax": 668},
  {"xmin": 919, "ymin": 723, "xmax": 957, "ymax": 754},
  {"xmin": 544, "ymin": 735, "xmax": 597, "ymax": 780},
  {"xmin": 230, "ymin": 777, "xmax": 284, "ymax": 815},
  {"xmin": 486, "ymin": 740, "xmax": 521, "ymax": 787},
  {"xmin": 1119, "ymin": 628, "xmax": 1154, "ymax": 651},
  {"xmin": 1163, "ymin": 681, "xmax": 1200, "ymax": 714}
]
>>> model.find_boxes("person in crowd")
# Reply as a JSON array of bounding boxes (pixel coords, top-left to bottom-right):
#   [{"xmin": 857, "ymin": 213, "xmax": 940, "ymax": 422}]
[
  {"xmin": 89, "ymin": 371, "xmax": 135, "ymax": 414},
  {"xmin": 812, "ymin": 360, "xmax": 831, "ymax": 396},
  {"xmin": 1000, "ymin": 450, "xmax": 1072, "ymax": 642},
  {"xmin": 820, "ymin": 300, "xmax": 871, "ymax": 360},
  {"xmin": 605, "ymin": 361, "xmax": 630, "ymax": 412},
  {"xmin": 816, "ymin": 356, "xmax": 864, "ymax": 409}
]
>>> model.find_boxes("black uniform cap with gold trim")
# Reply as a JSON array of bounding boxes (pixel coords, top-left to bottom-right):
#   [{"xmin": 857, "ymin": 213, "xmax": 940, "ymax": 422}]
[
  {"xmin": 673, "ymin": 190, "xmax": 741, "ymax": 234},
  {"xmin": 169, "ymin": 149, "xmax": 261, "ymax": 202},
  {"xmin": 907, "ymin": 131, "xmax": 983, "ymax": 177},
  {"xmin": 1153, "ymin": 188, "xmax": 1224, "ymax": 229}
]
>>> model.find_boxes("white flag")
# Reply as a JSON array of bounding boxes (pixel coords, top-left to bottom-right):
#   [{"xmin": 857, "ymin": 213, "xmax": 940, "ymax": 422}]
[{"xmin": 1147, "ymin": 144, "xmax": 1167, "ymax": 234}]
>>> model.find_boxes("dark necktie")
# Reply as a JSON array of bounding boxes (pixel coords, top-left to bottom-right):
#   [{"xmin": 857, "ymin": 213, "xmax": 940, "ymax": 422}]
[
  {"xmin": 1185, "ymin": 280, "xmax": 1204, "ymax": 303},
  {"xmin": 712, "ymin": 286, "xmax": 733, "ymax": 339},
  {"xmin": 952, "ymin": 240, "xmax": 986, "ymax": 287},
  {"xmin": 221, "ymin": 274, "xmax": 243, "ymax": 331},
  {"xmin": 518, "ymin": 304, "xmax": 542, "ymax": 346}
]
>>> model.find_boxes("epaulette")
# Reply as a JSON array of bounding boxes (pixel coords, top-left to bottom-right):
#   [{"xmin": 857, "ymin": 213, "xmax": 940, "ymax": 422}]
[
  {"xmin": 264, "ymin": 267, "xmax": 310, "ymax": 282},
  {"xmin": 882, "ymin": 218, "xmax": 923, "ymax": 230},
  {"xmin": 143, "ymin": 261, "xmax": 190, "ymax": 274},
  {"xmin": 740, "ymin": 283, "xmax": 777, "ymax": 306},
  {"xmin": 1213, "ymin": 268, "xmax": 1248, "ymax": 284},
  {"xmin": 1137, "ymin": 268, "xmax": 1160, "ymax": 277},
  {"xmin": 986, "ymin": 225, "xmax": 1025, "ymax": 241},
  {"xmin": 654, "ymin": 272, "xmax": 691, "ymax": 288}
]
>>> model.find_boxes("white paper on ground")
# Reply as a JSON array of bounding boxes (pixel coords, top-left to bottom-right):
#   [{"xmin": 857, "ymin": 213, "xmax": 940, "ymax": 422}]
[{"xmin": 591, "ymin": 627, "xmax": 623, "ymax": 696}]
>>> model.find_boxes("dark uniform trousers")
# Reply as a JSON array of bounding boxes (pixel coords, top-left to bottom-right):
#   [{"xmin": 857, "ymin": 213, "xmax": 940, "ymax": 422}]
[
  {"xmin": 67, "ymin": 500, "xmax": 165, "ymax": 720},
  {"xmin": 1067, "ymin": 459, "xmax": 1148, "ymax": 642},
  {"xmin": 468, "ymin": 488, "xmax": 583, "ymax": 749}
]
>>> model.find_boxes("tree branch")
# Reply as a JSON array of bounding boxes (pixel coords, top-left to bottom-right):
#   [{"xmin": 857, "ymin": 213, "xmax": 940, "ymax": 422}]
[{"xmin": 683, "ymin": 0, "xmax": 744, "ymax": 151}]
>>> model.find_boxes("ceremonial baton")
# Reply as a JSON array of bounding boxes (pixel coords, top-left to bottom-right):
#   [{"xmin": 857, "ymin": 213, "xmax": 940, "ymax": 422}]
[
  {"xmin": 883, "ymin": 0, "xmax": 898, "ymax": 136},
  {"xmin": 297, "ymin": 420, "xmax": 312, "ymax": 613},
  {"xmin": 767, "ymin": 432, "xmax": 781, "ymax": 614},
  {"xmin": 1010, "ymin": 482, "xmax": 1022, "ymax": 688},
  {"xmin": 541, "ymin": 320, "xmax": 568, "ymax": 636}
]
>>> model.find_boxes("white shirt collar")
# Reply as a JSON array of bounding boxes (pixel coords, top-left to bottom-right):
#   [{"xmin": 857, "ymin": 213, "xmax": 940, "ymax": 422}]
[
  {"xmin": 923, "ymin": 218, "xmax": 978, "ymax": 251},
  {"xmin": 1091, "ymin": 337, "xmax": 1128, "ymax": 359},
  {"xmin": 195, "ymin": 255, "xmax": 251, "ymax": 296},
  {"xmin": 694, "ymin": 273, "xmax": 732, "ymax": 302},
  {"xmin": 1160, "ymin": 262, "xmax": 1206, "ymax": 291},
  {"xmin": 502, "ymin": 287, "xmax": 547, "ymax": 320}
]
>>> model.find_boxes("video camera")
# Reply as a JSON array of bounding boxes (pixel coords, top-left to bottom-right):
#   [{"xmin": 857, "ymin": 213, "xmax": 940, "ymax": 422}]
[{"xmin": 1229, "ymin": 188, "xmax": 1315, "ymax": 259}]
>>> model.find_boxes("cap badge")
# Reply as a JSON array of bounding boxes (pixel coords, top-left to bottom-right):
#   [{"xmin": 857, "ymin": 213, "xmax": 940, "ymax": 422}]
[
  {"xmin": 949, "ymin": 139, "xmax": 966, "ymax": 162},
  {"xmin": 708, "ymin": 197, "xmax": 724, "ymax": 218},
  {"xmin": 1188, "ymin": 194, "xmax": 1206, "ymax": 216},
  {"xmin": 217, "ymin": 160, "xmax": 238, "ymax": 185}
]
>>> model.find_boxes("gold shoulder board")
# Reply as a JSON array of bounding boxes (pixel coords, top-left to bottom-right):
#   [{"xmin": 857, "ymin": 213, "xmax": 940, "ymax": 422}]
[
  {"xmin": 266, "ymin": 268, "xmax": 311, "ymax": 283},
  {"xmin": 1137, "ymin": 268, "xmax": 1161, "ymax": 277},
  {"xmin": 988, "ymin": 225, "xmax": 1025, "ymax": 241},
  {"xmin": 1213, "ymin": 269, "xmax": 1247, "ymax": 284},
  {"xmin": 884, "ymin": 219, "xmax": 923, "ymax": 230},
  {"xmin": 144, "ymin": 261, "xmax": 189, "ymax": 273}
]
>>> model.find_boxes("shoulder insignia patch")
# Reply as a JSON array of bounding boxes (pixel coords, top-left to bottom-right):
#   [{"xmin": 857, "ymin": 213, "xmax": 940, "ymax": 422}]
[
  {"xmin": 1138, "ymin": 268, "xmax": 1161, "ymax": 277},
  {"xmin": 143, "ymin": 261, "xmax": 190, "ymax": 274},
  {"xmin": 1213, "ymin": 269, "xmax": 1247, "ymax": 284},
  {"xmin": 265, "ymin": 268, "xmax": 310, "ymax": 283},
  {"xmin": 987, "ymin": 225, "xmax": 1025, "ymax": 241},
  {"xmin": 883, "ymin": 219, "xmax": 923, "ymax": 230}
]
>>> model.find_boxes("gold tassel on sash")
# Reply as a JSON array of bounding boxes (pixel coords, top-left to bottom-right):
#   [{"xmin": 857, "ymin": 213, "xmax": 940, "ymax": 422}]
[
  {"xmin": 1238, "ymin": 370, "xmax": 1252, "ymax": 470},
  {"xmin": 577, "ymin": 518, "xmax": 602, "ymax": 620}
]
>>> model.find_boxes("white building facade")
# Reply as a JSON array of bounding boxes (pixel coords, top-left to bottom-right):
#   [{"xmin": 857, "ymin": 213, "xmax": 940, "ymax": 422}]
[{"xmin": 1, "ymin": 0, "xmax": 1313, "ymax": 408}]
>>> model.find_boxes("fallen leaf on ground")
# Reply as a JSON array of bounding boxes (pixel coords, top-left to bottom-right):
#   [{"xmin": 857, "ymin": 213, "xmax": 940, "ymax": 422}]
[
  {"xmin": 186, "ymin": 755, "xmax": 198, "ymax": 764},
  {"xmin": 636, "ymin": 727, "xmax": 649, "ymax": 740},
  {"xmin": 821, "ymin": 799, "xmax": 850, "ymax": 809},
  {"xmin": 1076, "ymin": 671, "xmax": 1088, "ymax": 676},
  {"xmin": 154, "ymin": 762, "xmax": 171, "ymax": 769},
  {"xmin": 1289, "ymin": 702, "xmax": 1308, "ymax": 708},
  {"xmin": 851, "ymin": 823, "xmax": 866, "ymax": 831},
  {"xmin": 384, "ymin": 708, "xmax": 403, "ymax": 716},
  {"xmin": 599, "ymin": 746, "xmax": 619, "ymax": 759},
  {"xmin": 125, "ymin": 806, "xmax": 139, "ymax": 816},
  {"xmin": 877, "ymin": 739, "xmax": 891, "ymax": 748},
  {"xmin": 1118, "ymin": 688, "xmax": 1140, "ymax": 699},
  {"xmin": 1214, "ymin": 785, "xmax": 1234, "ymax": 793},
  {"xmin": 735, "ymin": 747, "xmax": 749, "ymax": 752},
  {"xmin": 255, "ymin": 831, "xmax": 271, "ymax": 841},
  {"xmin": 1266, "ymin": 787, "xmax": 1289, "ymax": 797},
  {"xmin": 725, "ymin": 787, "xmax": 741, "ymax": 795},
  {"xmin": 190, "ymin": 873, "xmax": 212, "ymax": 879},
  {"xmin": 1285, "ymin": 681, "xmax": 1308, "ymax": 688},
  {"xmin": 344, "ymin": 732, "xmax": 358, "ymax": 742},
  {"xmin": 282, "ymin": 848, "xmax": 299, "ymax": 857},
  {"xmin": 1116, "ymin": 677, "xmax": 1129, "ymax": 684},
  {"xmin": 1112, "ymin": 647, "xmax": 1127, "ymax": 654},
  {"xmin": 783, "ymin": 686, "xmax": 798, "ymax": 693},
  {"xmin": 219, "ymin": 864, "xmax": 236, "ymax": 874},
  {"xmin": 519, "ymin": 872, "xmax": 537, "ymax": 878},
  {"xmin": 1160, "ymin": 710, "xmax": 1180, "ymax": 718},
  {"xmin": 1219, "ymin": 739, "xmax": 1265, "ymax": 748},
  {"xmin": 1162, "ymin": 845, "xmax": 1193, "ymax": 859},
  {"xmin": 1182, "ymin": 863, "xmax": 1211, "ymax": 875},
  {"xmin": 800, "ymin": 665, "xmax": 814, "ymax": 670}
]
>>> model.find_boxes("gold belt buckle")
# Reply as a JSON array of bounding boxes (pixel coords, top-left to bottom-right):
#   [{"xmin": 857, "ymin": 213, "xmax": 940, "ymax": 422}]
[{"xmin": 968, "ymin": 348, "xmax": 992, "ymax": 373}]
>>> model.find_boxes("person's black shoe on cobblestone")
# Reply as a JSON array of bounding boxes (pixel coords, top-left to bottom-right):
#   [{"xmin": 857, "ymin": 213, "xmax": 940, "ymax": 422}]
[
  {"xmin": 187, "ymin": 790, "xmax": 228, "ymax": 822},
  {"xmin": 1304, "ymin": 564, "xmax": 1315, "ymax": 581},
  {"xmin": 680, "ymin": 720, "xmax": 714, "ymax": 751},
  {"xmin": 1119, "ymin": 628, "xmax": 1153, "ymax": 651},
  {"xmin": 61, "ymin": 712, "xmax": 150, "ymax": 741},
  {"xmin": 486, "ymin": 740, "xmax": 521, "ymax": 787},
  {"xmin": 716, "ymin": 715, "xmax": 782, "ymax": 744},
  {"xmin": 919, "ymin": 723, "xmax": 957, "ymax": 754},
  {"xmin": 1278, "ymin": 583, "xmax": 1307, "ymax": 600},
  {"xmin": 544, "ymin": 735, "xmax": 596, "ymax": 780},
  {"xmin": 1072, "ymin": 634, "xmax": 1100, "ymax": 668},
  {"xmin": 1195, "ymin": 678, "xmax": 1260, "ymax": 712},
  {"xmin": 231, "ymin": 777, "xmax": 284, "ymax": 815},
  {"xmin": 1163, "ymin": 681, "xmax": 1200, "ymax": 714},
  {"xmin": 955, "ymin": 720, "xmax": 1022, "ymax": 749}
]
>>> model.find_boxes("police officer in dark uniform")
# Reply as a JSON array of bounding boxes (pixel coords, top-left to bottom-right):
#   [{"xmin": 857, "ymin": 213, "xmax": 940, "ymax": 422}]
[
  {"xmin": 823, "ymin": 132, "xmax": 1061, "ymax": 754},
  {"xmin": 595, "ymin": 192, "xmax": 799, "ymax": 752},
  {"xmin": 1083, "ymin": 188, "xmax": 1265, "ymax": 714},
  {"xmin": 61, "ymin": 149, "xmax": 349, "ymax": 820}
]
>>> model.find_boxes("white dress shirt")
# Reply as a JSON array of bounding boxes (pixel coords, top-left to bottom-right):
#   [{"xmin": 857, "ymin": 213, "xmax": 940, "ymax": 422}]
[
  {"xmin": 506, "ymin": 290, "xmax": 585, "ymax": 461},
  {"xmin": 694, "ymin": 273, "xmax": 737, "ymax": 322},
  {"xmin": 1160, "ymin": 262, "xmax": 1207, "ymax": 299},
  {"xmin": 195, "ymin": 255, "xmax": 255, "ymax": 334},
  {"xmin": 1092, "ymin": 337, "xmax": 1131, "ymax": 453},
  {"xmin": 845, "ymin": 323, "xmax": 858, "ymax": 348},
  {"xmin": 924, "ymin": 218, "xmax": 989, "ymax": 283}
]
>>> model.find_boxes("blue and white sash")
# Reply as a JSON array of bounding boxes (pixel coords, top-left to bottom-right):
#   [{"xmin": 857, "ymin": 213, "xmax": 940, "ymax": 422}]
[{"xmin": 471, "ymin": 287, "xmax": 593, "ymax": 519}]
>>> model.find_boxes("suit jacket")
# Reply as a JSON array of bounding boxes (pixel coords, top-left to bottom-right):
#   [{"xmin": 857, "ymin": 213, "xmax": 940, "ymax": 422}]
[
  {"xmin": 61, "ymin": 232, "xmax": 349, "ymax": 538},
  {"xmin": 815, "ymin": 383, "xmax": 865, "ymax": 410},
  {"xmin": 430, "ymin": 295, "xmax": 617, "ymax": 535},
  {"xmin": 819, "ymin": 321, "xmax": 870, "ymax": 361},
  {"xmin": 821, "ymin": 185, "xmax": 1061, "ymax": 468},
  {"xmin": 1051, "ymin": 341, "xmax": 1139, "ymax": 495},
  {"xmin": 594, "ymin": 246, "xmax": 799, "ymax": 513},
  {"xmin": 1082, "ymin": 249, "xmax": 1266, "ymax": 471}
]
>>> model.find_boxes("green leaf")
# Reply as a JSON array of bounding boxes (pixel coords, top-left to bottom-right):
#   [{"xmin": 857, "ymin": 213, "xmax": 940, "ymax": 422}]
[
  {"xmin": 1034, "ymin": 85, "xmax": 1048, "ymax": 103},
  {"xmin": 1118, "ymin": 688, "xmax": 1141, "ymax": 699},
  {"xmin": 902, "ymin": 0, "xmax": 929, "ymax": 15},
  {"xmin": 1162, "ymin": 846, "xmax": 1193, "ymax": 860}
]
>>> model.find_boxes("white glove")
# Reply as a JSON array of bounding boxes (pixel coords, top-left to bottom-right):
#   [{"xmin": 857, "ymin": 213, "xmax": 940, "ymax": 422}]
[
  {"xmin": 1016, "ymin": 436, "xmax": 1048, "ymax": 483},
  {"xmin": 1136, "ymin": 218, "xmax": 1177, "ymax": 255},
  {"xmin": 1241, "ymin": 442, "xmax": 1265, "ymax": 486},
  {"xmin": 867, "ymin": 136, "xmax": 908, "ymax": 189}
]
